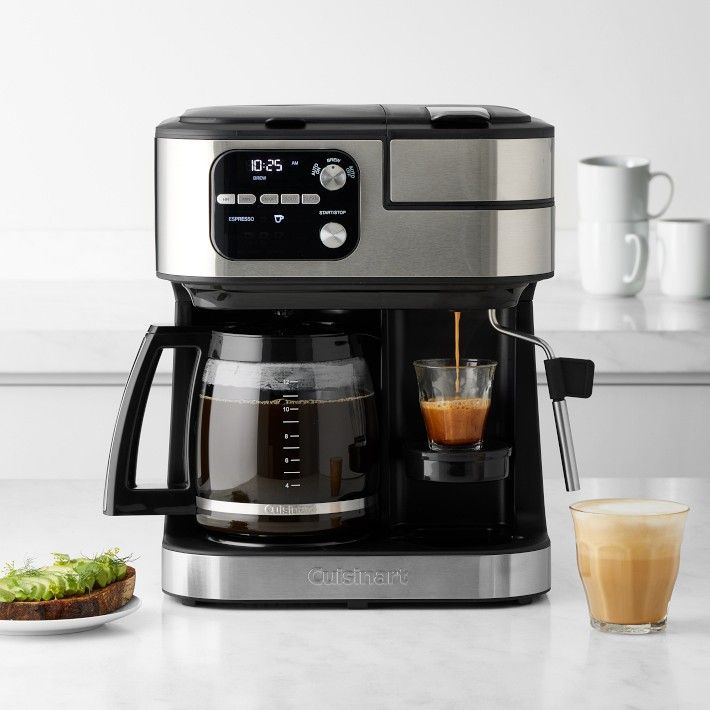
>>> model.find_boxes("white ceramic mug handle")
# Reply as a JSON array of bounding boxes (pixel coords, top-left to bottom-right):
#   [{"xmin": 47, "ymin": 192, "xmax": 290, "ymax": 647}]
[
  {"xmin": 648, "ymin": 172, "xmax": 674, "ymax": 219},
  {"xmin": 623, "ymin": 233, "xmax": 643, "ymax": 284}
]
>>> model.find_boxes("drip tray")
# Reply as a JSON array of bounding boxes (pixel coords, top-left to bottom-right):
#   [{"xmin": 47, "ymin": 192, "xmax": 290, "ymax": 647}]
[
  {"xmin": 402, "ymin": 525, "xmax": 526, "ymax": 550},
  {"xmin": 405, "ymin": 441, "xmax": 511, "ymax": 483}
]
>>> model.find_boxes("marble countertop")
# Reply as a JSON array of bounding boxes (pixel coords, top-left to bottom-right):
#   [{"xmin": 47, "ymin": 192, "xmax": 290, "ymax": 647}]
[
  {"xmin": 1, "ymin": 477, "xmax": 708, "ymax": 709},
  {"xmin": 1, "ymin": 278, "xmax": 710, "ymax": 378},
  {"xmin": 534, "ymin": 280, "xmax": 710, "ymax": 375}
]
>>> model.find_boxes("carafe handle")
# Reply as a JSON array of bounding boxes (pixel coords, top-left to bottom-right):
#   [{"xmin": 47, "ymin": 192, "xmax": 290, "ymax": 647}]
[{"xmin": 104, "ymin": 325, "xmax": 210, "ymax": 515}]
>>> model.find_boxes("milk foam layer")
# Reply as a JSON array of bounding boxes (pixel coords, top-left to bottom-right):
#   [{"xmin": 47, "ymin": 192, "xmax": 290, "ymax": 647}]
[{"xmin": 571, "ymin": 498, "xmax": 688, "ymax": 516}]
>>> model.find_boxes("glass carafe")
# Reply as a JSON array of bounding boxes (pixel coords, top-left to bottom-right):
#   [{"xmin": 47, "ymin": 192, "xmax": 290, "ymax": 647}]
[{"xmin": 195, "ymin": 331, "xmax": 379, "ymax": 539}]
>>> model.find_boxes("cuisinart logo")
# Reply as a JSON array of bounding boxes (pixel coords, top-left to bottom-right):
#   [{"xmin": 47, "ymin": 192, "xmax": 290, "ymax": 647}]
[
  {"xmin": 307, "ymin": 567, "xmax": 409, "ymax": 586},
  {"xmin": 264, "ymin": 504, "xmax": 318, "ymax": 515}
]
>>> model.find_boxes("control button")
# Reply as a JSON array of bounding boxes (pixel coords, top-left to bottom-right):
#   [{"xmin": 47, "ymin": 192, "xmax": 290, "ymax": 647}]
[
  {"xmin": 237, "ymin": 193, "xmax": 256, "ymax": 205},
  {"xmin": 320, "ymin": 222, "xmax": 347, "ymax": 249},
  {"xmin": 319, "ymin": 164, "xmax": 347, "ymax": 191},
  {"xmin": 280, "ymin": 193, "xmax": 300, "ymax": 205},
  {"xmin": 216, "ymin": 193, "xmax": 235, "ymax": 205},
  {"xmin": 301, "ymin": 193, "xmax": 321, "ymax": 205},
  {"xmin": 260, "ymin": 193, "xmax": 278, "ymax": 205}
]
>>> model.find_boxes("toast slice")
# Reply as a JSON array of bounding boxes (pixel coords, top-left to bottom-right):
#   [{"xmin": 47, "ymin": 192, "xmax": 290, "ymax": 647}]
[{"xmin": 0, "ymin": 566, "xmax": 135, "ymax": 621}]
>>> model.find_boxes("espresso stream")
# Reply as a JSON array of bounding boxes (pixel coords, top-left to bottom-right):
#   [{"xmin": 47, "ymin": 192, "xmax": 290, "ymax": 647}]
[
  {"xmin": 420, "ymin": 311, "xmax": 490, "ymax": 447},
  {"xmin": 454, "ymin": 310, "xmax": 461, "ymax": 394}
]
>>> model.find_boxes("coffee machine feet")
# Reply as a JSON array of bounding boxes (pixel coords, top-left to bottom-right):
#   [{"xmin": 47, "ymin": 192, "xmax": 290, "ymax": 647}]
[
  {"xmin": 516, "ymin": 595, "xmax": 535, "ymax": 605},
  {"xmin": 347, "ymin": 600, "xmax": 370, "ymax": 610}
]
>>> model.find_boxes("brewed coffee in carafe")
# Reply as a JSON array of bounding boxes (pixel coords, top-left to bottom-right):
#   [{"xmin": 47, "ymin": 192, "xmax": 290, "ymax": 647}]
[{"xmin": 195, "ymin": 332, "xmax": 379, "ymax": 538}]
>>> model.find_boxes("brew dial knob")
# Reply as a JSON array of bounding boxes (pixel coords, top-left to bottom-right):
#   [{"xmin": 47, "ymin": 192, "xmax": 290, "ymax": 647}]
[
  {"xmin": 319, "ymin": 164, "xmax": 347, "ymax": 191},
  {"xmin": 320, "ymin": 222, "xmax": 347, "ymax": 248}
]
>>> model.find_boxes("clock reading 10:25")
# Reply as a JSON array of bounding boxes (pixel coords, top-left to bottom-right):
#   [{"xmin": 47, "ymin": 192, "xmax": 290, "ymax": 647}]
[{"xmin": 250, "ymin": 158, "xmax": 283, "ymax": 173}]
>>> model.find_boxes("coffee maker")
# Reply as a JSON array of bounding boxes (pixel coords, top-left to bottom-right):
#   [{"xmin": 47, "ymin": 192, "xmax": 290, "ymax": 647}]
[{"xmin": 104, "ymin": 104, "xmax": 594, "ymax": 606}]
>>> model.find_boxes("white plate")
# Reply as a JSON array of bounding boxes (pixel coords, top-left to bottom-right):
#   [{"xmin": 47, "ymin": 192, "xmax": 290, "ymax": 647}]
[{"xmin": 0, "ymin": 596, "xmax": 141, "ymax": 636}]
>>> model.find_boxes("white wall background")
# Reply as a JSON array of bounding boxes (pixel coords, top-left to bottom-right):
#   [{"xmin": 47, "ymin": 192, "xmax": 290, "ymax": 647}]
[{"xmin": 1, "ymin": 0, "xmax": 709, "ymax": 234}]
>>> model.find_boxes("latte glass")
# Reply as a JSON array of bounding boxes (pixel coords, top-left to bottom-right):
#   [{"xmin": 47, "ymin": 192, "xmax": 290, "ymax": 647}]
[{"xmin": 570, "ymin": 499, "xmax": 689, "ymax": 634}]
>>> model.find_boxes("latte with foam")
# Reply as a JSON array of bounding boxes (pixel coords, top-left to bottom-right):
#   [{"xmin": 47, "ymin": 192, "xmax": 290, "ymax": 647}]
[{"xmin": 570, "ymin": 498, "xmax": 688, "ymax": 632}]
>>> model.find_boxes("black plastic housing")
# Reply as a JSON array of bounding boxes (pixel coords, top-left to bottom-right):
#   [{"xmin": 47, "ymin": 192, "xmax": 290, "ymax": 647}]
[{"xmin": 103, "ymin": 281, "xmax": 550, "ymax": 559}]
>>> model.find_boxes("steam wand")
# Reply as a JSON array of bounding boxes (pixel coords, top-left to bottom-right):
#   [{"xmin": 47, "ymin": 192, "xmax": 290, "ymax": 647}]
[{"xmin": 488, "ymin": 309, "xmax": 594, "ymax": 492}]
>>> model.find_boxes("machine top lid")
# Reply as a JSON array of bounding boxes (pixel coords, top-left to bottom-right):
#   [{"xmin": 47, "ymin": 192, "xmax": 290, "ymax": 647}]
[
  {"xmin": 156, "ymin": 104, "xmax": 552, "ymax": 139},
  {"xmin": 179, "ymin": 104, "xmax": 387, "ymax": 126}
]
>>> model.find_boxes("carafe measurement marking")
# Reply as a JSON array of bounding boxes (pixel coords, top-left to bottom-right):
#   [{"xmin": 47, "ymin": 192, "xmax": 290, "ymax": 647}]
[{"xmin": 281, "ymin": 391, "xmax": 300, "ymax": 479}]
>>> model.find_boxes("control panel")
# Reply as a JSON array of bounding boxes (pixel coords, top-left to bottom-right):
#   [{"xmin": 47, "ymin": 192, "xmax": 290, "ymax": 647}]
[{"xmin": 210, "ymin": 150, "xmax": 359, "ymax": 260}]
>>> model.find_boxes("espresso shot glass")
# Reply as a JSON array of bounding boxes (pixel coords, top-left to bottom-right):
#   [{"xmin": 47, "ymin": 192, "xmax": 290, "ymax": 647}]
[{"xmin": 413, "ymin": 359, "xmax": 497, "ymax": 451}]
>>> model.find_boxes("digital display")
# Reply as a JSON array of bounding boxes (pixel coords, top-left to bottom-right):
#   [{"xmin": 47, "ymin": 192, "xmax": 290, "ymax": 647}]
[
  {"xmin": 211, "ymin": 149, "xmax": 359, "ymax": 260},
  {"xmin": 250, "ymin": 158, "xmax": 283, "ymax": 173}
]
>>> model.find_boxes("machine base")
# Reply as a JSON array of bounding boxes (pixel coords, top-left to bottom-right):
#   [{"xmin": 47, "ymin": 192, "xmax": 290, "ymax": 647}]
[{"xmin": 161, "ymin": 543, "xmax": 551, "ymax": 605}]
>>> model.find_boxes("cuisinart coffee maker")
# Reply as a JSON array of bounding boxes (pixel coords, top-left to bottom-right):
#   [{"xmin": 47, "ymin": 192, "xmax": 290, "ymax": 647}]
[{"xmin": 104, "ymin": 104, "xmax": 594, "ymax": 606}]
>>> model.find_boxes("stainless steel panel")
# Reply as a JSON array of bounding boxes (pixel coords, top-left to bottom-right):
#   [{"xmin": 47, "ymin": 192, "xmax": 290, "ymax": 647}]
[
  {"xmin": 156, "ymin": 138, "xmax": 554, "ymax": 280},
  {"xmin": 162, "ymin": 545, "xmax": 551, "ymax": 601},
  {"xmin": 389, "ymin": 138, "xmax": 553, "ymax": 202}
]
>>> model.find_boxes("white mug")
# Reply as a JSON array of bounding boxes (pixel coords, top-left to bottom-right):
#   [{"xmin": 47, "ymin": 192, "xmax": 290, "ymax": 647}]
[
  {"xmin": 657, "ymin": 219, "xmax": 710, "ymax": 299},
  {"xmin": 579, "ymin": 220, "xmax": 649, "ymax": 296},
  {"xmin": 578, "ymin": 156, "xmax": 674, "ymax": 222}
]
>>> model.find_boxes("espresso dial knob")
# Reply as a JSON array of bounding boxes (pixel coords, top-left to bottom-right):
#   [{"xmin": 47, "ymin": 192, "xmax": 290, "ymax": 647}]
[
  {"xmin": 319, "ymin": 222, "xmax": 347, "ymax": 248},
  {"xmin": 319, "ymin": 164, "xmax": 347, "ymax": 191}
]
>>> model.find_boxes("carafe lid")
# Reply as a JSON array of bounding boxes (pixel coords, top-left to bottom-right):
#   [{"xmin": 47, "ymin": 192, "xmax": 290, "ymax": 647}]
[{"xmin": 210, "ymin": 330, "xmax": 361, "ymax": 363}]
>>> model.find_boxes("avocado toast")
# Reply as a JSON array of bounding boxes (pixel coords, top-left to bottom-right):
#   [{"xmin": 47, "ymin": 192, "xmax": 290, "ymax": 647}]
[{"xmin": 0, "ymin": 550, "xmax": 135, "ymax": 621}]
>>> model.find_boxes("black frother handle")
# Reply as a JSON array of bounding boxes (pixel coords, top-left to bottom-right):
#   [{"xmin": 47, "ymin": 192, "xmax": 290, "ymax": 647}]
[
  {"xmin": 544, "ymin": 358, "xmax": 595, "ymax": 402},
  {"xmin": 104, "ymin": 325, "xmax": 210, "ymax": 515}
]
